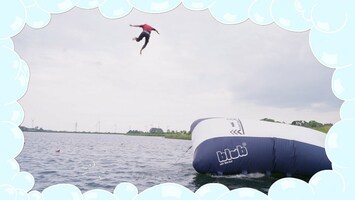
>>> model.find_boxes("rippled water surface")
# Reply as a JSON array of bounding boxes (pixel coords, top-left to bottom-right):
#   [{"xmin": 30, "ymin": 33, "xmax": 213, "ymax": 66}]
[{"xmin": 17, "ymin": 132, "xmax": 277, "ymax": 193}]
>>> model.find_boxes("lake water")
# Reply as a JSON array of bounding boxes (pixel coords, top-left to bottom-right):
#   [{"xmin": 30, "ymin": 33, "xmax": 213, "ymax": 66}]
[{"xmin": 17, "ymin": 132, "xmax": 277, "ymax": 193}]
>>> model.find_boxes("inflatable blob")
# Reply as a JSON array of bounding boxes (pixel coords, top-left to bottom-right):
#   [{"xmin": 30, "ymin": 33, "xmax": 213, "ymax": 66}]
[{"xmin": 191, "ymin": 118, "xmax": 331, "ymax": 177}]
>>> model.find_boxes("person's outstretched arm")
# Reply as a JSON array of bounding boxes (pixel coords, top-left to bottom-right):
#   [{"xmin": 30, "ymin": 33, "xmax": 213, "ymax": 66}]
[
  {"xmin": 153, "ymin": 28, "xmax": 160, "ymax": 34},
  {"xmin": 130, "ymin": 24, "xmax": 142, "ymax": 28}
]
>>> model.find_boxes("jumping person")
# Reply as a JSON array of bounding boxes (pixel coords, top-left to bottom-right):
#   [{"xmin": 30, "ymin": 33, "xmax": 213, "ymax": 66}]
[{"xmin": 130, "ymin": 24, "xmax": 160, "ymax": 54}]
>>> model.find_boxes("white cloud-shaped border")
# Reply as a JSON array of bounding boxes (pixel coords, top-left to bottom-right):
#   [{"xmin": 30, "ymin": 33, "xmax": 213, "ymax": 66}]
[{"xmin": 1, "ymin": 0, "xmax": 355, "ymax": 199}]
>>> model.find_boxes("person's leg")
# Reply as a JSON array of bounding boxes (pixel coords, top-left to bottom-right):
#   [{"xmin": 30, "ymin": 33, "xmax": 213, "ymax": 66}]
[
  {"xmin": 140, "ymin": 34, "xmax": 150, "ymax": 54},
  {"xmin": 142, "ymin": 35, "xmax": 150, "ymax": 49},
  {"xmin": 134, "ymin": 32, "xmax": 145, "ymax": 42}
]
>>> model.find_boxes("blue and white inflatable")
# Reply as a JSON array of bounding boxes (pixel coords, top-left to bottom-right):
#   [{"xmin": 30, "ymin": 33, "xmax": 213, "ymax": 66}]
[{"xmin": 191, "ymin": 118, "xmax": 332, "ymax": 177}]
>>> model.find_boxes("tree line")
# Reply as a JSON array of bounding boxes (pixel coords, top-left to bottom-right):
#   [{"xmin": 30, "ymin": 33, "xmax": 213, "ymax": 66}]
[
  {"xmin": 127, "ymin": 127, "xmax": 190, "ymax": 135},
  {"xmin": 261, "ymin": 118, "xmax": 333, "ymax": 133}
]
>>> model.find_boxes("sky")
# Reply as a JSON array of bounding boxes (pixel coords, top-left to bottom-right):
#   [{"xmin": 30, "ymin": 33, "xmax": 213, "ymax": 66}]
[{"xmin": 13, "ymin": 5, "xmax": 342, "ymax": 133}]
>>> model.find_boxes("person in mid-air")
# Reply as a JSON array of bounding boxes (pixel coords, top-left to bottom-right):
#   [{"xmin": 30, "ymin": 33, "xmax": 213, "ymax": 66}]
[{"xmin": 130, "ymin": 24, "xmax": 160, "ymax": 54}]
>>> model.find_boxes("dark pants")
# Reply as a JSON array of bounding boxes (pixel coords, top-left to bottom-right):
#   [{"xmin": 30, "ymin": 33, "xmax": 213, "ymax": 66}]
[{"xmin": 136, "ymin": 31, "xmax": 150, "ymax": 50}]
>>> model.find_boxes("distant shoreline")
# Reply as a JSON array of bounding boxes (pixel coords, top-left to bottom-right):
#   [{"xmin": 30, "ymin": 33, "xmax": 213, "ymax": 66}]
[
  {"xmin": 125, "ymin": 133, "xmax": 191, "ymax": 140},
  {"xmin": 20, "ymin": 118, "xmax": 331, "ymax": 141},
  {"xmin": 22, "ymin": 129, "xmax": 192, "ymax": 140},
  {"xmin": 23, "ymin": 130, "xmax": 125, "ymax": 135}
]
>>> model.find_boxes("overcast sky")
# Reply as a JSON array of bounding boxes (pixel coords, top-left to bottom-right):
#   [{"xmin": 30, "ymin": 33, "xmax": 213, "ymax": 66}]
[{"xmin": 13, "ymin": 5, "xmax": 342, "ymax": 133}]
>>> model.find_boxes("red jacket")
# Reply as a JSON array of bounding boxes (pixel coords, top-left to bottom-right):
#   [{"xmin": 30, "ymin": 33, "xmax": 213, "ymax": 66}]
[{"xmin": 141, "ymin": 24, "xmax": 154, "ymax": 33}]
